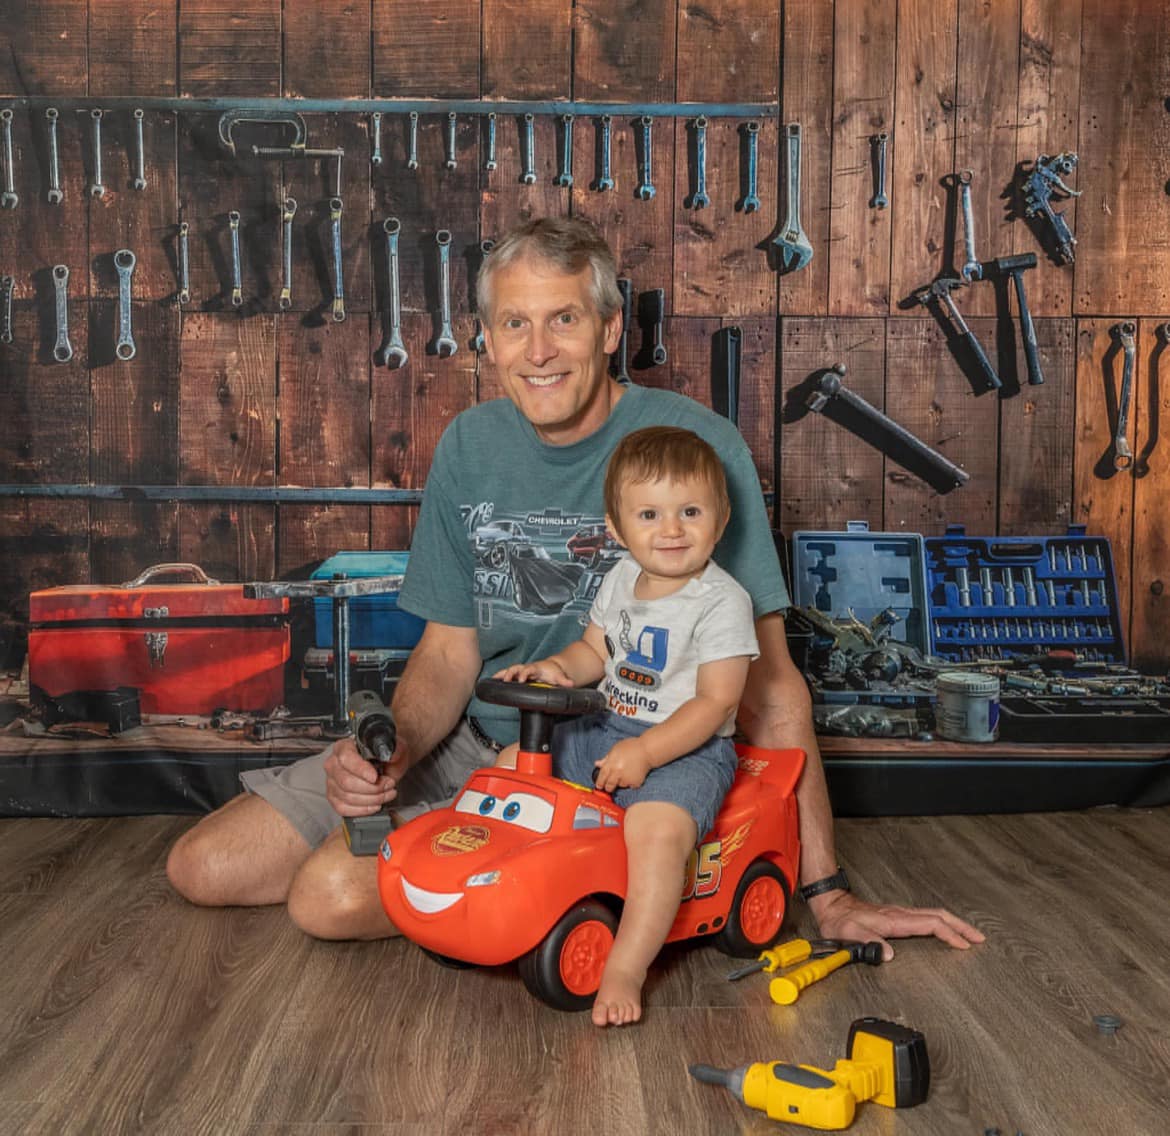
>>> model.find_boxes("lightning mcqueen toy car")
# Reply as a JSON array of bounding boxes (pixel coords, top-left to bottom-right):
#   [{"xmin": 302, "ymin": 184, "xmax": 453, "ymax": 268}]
[{"xmin": 377, "ymin": 680, "xmax": 805, "ymax": 1011}]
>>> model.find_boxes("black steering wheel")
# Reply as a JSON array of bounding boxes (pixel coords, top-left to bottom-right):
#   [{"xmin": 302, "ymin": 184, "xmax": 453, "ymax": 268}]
[{"xmin": 475, "ymin": 678, "xmax": 606, "ymax": 716}]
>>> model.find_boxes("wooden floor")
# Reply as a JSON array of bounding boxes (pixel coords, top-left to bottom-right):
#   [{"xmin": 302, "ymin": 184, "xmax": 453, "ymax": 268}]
[{"xmin": 1, "ymin": 807, "xmax": 1168, "ymax": 1136}]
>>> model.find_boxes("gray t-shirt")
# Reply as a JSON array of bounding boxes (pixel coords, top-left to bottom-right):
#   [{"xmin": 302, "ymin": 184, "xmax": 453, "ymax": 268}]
[
  {"xmin": 592, "ymin": 555, "xmax": 759, "ymax": 736},
  {"xmin": 398, "ymin": 383, "xmax": 790, "ymax": 745}
]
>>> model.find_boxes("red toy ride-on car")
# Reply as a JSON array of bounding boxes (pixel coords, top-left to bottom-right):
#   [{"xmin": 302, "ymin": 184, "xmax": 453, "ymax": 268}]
[{"xmin": 376, "ymin": 679, "xmax": 805, "ymax": 1011}]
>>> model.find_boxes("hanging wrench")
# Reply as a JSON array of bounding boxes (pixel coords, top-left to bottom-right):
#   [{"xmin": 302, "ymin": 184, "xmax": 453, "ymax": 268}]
[
  {"xmin": 52, "ymin": 264, "xmax": 72, "ymax": 362},
  {"xmin": 740, "ymin": 121, "xmax": 760, "ymax": 212},
  {"xmin": 445, "ymin": 112, "xmax": 458, "ymax": 170},
  {"xmin": 1, "ymin": 109, "xmax": 17, "ymax": 208},
  {"xmin": 178, "ymin": 221, "xmax": 191, "ymax": 305},
  {"xmin": 89, "ymin": 109, "xmax": 105, "ymax": 199},
  {"xmin": 772, "ymin": 123, "xmax": 813, "ymax": 272},
  {"xmin": 472, "ymin": 237, "xmax": 494, "ymax": 353},
  {"xmin": 46, "ymin": 108, "xmax": 63, "ymax": 204},
  {"xmin": 434, "ymin": 230, "xmax": 457, "ymax": 358},
  {"xmin": 370, "ymin": 112, "xmax": 383, "ymax": 167},
  {"xmin": 595, "ymin": 115, "xmax": 614, "ymax": 192},
  {"xmin": 407, "ymin": 111, "xmax": 419, "ymax": 171},
  {"xmin": 0, "ymin": 275, "xmax": 13, "ymax": 344},
  {"xmin": 636, "ymin": 116, "xmax": 655, "ymax": 200},
  {"xmin": 958, "ymin": 170, "xmax": 981, "ymax": 281},
  {"xmin": 279, "ymin": 197, "xmax": 296, "ymax": 311},
  {"xmin": 689, "ymin": 116, "xmax": 709, "ymax": 209},
  {"xmin": 329, "ymin": 196, "xmax": 346, "ymax": 323},
  {"xmin": 612, "ymin": 278, "xmax": 632, "ymax": 383},
  {"xmin": 378, "ymin": 218, "xmax": 408, "ymax": 369},
  {"xmin": 522, "ymin": 114, "xmax": 537, "ymax": 185},
  {"xmin": 228, "ymin": 210, "xmax": 243, "ymax": 308},
  {"xmin": 132, "ymin": 108, "xmax": 147, "ymax": 191},
  {"xmin": 870, "ymin": 132, "xmax": 889, "ymax": 209},
  {"xmin": 1112, "ymin": 321, "xmax": 1136, "ymax": 471},
  {"xmin": 555, "ymin": 114, "xmax": 574, "ymax": 187},
  {"xmin": 647, "ymin": 288, "xmax": 667, "ymax": 365},
  {"xmin": 114, "ymin": 249, "xmax": 137, "ymax": 361},
  {"xmin": 484, "ymin": 112, "xmax": 498, "ymax": 171}
]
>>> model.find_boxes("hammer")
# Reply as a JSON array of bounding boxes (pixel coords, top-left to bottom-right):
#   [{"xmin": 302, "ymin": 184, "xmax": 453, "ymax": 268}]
[
  {"xmin": 914, "ymin": 277, "xmax": 1003, "ymax": 392},
  {"xmin": 992, "ymin": 252, "xmax": 1043, "ymax": 386}
]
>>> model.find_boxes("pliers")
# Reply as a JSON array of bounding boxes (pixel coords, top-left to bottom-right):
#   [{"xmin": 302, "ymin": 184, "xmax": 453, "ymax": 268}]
[{"xmin": 726, "ymin": 937, "xmax": 884, "ymax": 1005}]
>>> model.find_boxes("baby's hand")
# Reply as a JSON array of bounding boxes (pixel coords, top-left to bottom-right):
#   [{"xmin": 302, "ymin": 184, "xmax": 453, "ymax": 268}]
[
  {"xmin": 593, "ymin": 738, "xmax": 653, "ymax": 793},
  {"xmin": 493, "ymin": 660, "xmax": 574, "ymax": 686}
]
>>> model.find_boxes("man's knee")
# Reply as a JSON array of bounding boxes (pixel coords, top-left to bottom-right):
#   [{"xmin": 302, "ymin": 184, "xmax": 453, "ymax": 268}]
[{"xmin": 286, "ymin": 833, "xmax": 398, "ymax": 941}]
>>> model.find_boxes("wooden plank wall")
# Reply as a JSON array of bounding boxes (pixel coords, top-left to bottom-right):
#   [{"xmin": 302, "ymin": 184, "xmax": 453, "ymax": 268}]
[{"xmin": 1, "ymin": 0, "xmax": 1169, "ymax": 668}]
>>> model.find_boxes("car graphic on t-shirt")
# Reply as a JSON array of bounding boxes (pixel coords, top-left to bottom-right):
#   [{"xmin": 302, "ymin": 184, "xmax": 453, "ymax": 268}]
[{"xmin": 565, "ymin": 523, "xmax": 621, "ymax": 570}]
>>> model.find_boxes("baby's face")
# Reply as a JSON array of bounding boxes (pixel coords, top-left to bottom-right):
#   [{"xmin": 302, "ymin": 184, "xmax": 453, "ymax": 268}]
[{"xmin": 607, "ymin": 473, "xmax": 726, "ymax": 584}]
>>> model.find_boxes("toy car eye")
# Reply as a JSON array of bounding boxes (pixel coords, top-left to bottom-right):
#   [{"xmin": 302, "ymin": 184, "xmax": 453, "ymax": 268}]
[
  {"xmin": 495, "ymin": 792, "xmax": 554, "ymax": 834},
  {"xmin": 478, "ymin": 795, "xmax": 498, "ymax": 816},
  {"xmin": 502, "ymin": 801, "xmax": 520, "ymax": 820},
  {"xmin": 454, "ymin": 789, "xmax": 494, "ymax": 816}
]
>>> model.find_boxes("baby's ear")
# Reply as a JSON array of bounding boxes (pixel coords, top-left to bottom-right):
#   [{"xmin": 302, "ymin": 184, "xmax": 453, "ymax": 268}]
[{"xmin": 604, "ymin": 515, "xmax": 626, "ymax": 547}]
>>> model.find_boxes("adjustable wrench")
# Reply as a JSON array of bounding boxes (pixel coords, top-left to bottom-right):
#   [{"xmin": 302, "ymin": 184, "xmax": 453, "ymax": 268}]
[
  {"xmin": 772, "ymin": 123, "xmax": 813, "ymax": 272},
  {"xmin": 407, "ymin": 111, "xmax": 419, "ymax": 171},
  {"xmin": 329, "ymin": 197, "xmax": 346, "ymax": 322},
  {"xmin": 740, "ymin": 121, "xmax": 760, "ymax": 213},
  {"xmin": 378, "ymin": 217, "xmax": 408, "ymax": 369},
  {"xmin": 178, "ymin": 221, "xmax": 191, "ymax": 305},
  {"xmin": 228, "ymin": 210, "xmax": 243, "ymax": 308},
  {"xmin": 958, "ymin": 170, "xmax": 981, "ymax": 281},
  {"xmin": 595, "ymin": 114, "xmax": 614, "ymax": 192},
  {"xmin": 484, "ymin": 112, "xmax": 498, "ymax": 171},
  {"xmin": 132, "ymin": 108, "xmax": 147, "ymax": 191},
  {"xmin": 1, "ymin": 109, "xmax": 17, "ymax": 208},
  {"xmin": 279, "ymin": 197, "xmax": 296, "ymax": 311},
  {"xmin": 434, "ymin": 230, "xmax": 457, "ymax": 358},
  {"xmin": 870, "ymin": 132, "xmax": 888, "ymax": 209},
  {"xmin": 522, "ymin": 114, "xmax": 537, "ymax": 185},
  {"xmin": 636, "ymin": 116, "xmax": 655, "ymax": 200},
  {"xmin": 555, "ymin": 114, "xmax": 574, "ymax": 187},
  {"xmin": 0, "ymin": 274, "xmax": 13, "ymax": 344},
  {"xmin": 114, "ymin": 249, "xmax": 137, "ymax": 361},
  {"xmin": 472, "ymin": 237, "xmax": 494, "ymax": 354},
  {"xmin": 915, "ymin": 277, "xmax": 1002, "ymax": 392},
  {"xmin": 1112, "ymin": 321, "xmax": 1136, "ymax": 471},
  {"xmin": 89, "ymin": 109, "xmax": 105, "ymax": 198},
  {"xmin": 370, "ymin": 112, "xmax": 383, "ymax": 167},
  {"xmin": 689, "ymin": 116, "xmax": 709, "ymax": 209},
  {"xmin": 46, "ymin": 108, "xmax": 63, "ymax": 204},
  {"xmin": 445, "ymin": 112, "xmax": 458, "ymax": 170},
  {"xmin": 52, "ymin": 264, "xmax": 72, "ymax": 362}
]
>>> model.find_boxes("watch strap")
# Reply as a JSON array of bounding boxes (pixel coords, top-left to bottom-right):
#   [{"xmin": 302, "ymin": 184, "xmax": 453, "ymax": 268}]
[{"xmin": 799, "ymin": 867, "xmax": 850, "ymax": 902}]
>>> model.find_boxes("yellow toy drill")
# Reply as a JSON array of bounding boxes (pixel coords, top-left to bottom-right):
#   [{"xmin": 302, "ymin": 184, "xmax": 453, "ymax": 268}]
[{"xmin": 689, "ymin": 1017, "xmax": 929, "ymax": 1130}]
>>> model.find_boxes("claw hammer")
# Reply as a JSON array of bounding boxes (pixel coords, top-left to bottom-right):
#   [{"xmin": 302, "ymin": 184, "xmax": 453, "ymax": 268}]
[{"xmin": 992, "ymin": 252, "xmax": 1043, "ymax": 386}]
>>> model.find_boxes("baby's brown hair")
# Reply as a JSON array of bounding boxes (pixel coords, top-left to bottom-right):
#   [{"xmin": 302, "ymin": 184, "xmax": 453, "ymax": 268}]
[{"xmin": 604, "ymin": 426, "xmax": 731, "ymax": 534}]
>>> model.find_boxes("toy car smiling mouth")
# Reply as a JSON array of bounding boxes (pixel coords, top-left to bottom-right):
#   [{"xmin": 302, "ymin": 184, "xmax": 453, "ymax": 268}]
[{"xmin": 377, "ymin": 680, "xmax": 805, "ymax": 1011}]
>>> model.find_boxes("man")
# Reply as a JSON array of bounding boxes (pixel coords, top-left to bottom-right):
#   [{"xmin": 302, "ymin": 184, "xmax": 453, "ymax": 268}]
[{"xmin": 167, "ymin": 217, "xmax": 983, "ymax": 960}]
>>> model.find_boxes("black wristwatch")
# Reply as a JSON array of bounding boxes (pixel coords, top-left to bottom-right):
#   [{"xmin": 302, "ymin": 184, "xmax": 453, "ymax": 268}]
[{"xmin": 799, "ymin": 867, "xmax": 851, "ymax": 902}]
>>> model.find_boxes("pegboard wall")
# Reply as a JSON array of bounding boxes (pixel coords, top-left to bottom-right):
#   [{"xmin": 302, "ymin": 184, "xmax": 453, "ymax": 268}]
[{"xmin": 0, "ymin": 0, "xmax": 1168, "ymax": 669}]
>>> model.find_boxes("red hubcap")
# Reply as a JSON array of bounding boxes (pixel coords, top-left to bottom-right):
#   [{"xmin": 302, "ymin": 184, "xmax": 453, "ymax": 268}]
[
  {"xmin": 739, "ymin": 875, "xmax": 784, "ymax": 944},
  {"xmin": 559, "ymin": 919, "xmax": 613, "ymax": 996}
]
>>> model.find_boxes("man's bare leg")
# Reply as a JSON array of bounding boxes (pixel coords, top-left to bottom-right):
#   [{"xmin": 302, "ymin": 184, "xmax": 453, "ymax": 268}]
[{"xmin": 593, "ymin": 801, "xmax": 696, "ymax": 1027}]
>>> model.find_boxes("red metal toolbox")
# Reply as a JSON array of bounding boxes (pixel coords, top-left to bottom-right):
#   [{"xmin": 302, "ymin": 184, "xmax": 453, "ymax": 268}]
[{"xmin": 28, "ymin": 564, "xmax": 290, "ymax": 715}]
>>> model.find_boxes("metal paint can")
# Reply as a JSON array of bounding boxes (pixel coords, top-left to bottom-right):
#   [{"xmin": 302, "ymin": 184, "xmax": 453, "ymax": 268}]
[{"xmin": 935, "ymin": 671, "xmax": 1000, "ymax": 743}]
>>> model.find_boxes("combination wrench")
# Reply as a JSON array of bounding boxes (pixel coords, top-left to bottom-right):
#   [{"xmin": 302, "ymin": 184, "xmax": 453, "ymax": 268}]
[
  {"xmin": 595, "ymin": 115, "xmax": 614, "ymax": 192},
  {"xmin": 646, "ymin": 288, "xmax": 667, "ymax": 365},
  {"xmin": 89, "ymin": 109, "xmax": 105, "ymax": 198},
  {"xmin": 740, "ymin": 121, "xmax": 760, "ymax": 212},
  {"xmin": 370, "ymin": 112, "xmax": 383, "ymax": 167},
  {"xmin": 772, "ymin": 124, "xmax": 813, "ymax": 272},
  {"xmin": 612, "ymin": 278, "xmax": 632, "ymax": 383},
  {"xmin": 407, "ymin": 111, "xmax": 419, "ymax": 171},
  {"xmin": 434, "ymin": 230, "xmax": 457, "ymax": 357},
  {"xmin": 228, "ymin": 210, "xmax": 243, "ymax": 308},
  {"xmin": 689, "ymin": 116, "xmax": 709, "ymax": 209},
  {"xmin": 329, "ymin": 197, "xmax": 346, "ymax": 322},
  {"xmin": 555, "ymin": 114, "xmax": 574, "ymax": 187},
  {"xmin": 114, "ymin": 249, "xmax": 137, "ymax": 361},
  {"xmin": 958, "ymin": 170, "xmax": 981, "ymax": 281},
  {"xmin": 485, "ymin": 112, "xmax": 498, "ymax": 171},
  {"xmin": 870, "ymin": 132, "xmax": 889, "ymax": 209},
  {"xmin": 279, "ymin": 197, "xmax": 296, "ymax": 311},
  {"xmin": 46, "ymin": 108, "xmax": 63, "ymax": 204},
  {"xmin": 177, "ymin": 221, "xmax": 191, "ymax": 305},
  {"xmin": 378, "ymin": 217, "xmax": 408, "ymax": 369},
  {"xmin": 472, "ymin": 237, "xmax": 494, "ymax": 353},
  {"xmin": 522, "ymin": 114, "xmax": 537, "ymax": 185},
  {"xmin": 445, "ymin": 112, "xmax": 458, "ymax": 170},
  {"xmin": 1, "ymin": 109, "xmax": 16, "ymax": 208},
  {"xmin": 132, "ymin": 108, "xmax": 147, "ymax": 191},
  {"xmin": 52, "ymin": 264, "xmax": 72, "ymax": 362},
  {"xmin": 0, "ymin": 274, "xmax": 13, "ymax": 344},
  {"xmin": 1112, "ymin": 321, "xmax": 1136, "ymax": 471},
  {"xmin": 636, "ymin": 116, "xmax": 655, "ymax": 200}
]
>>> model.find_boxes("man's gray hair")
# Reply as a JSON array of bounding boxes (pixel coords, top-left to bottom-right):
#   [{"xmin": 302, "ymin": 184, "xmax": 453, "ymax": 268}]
[{"xmin": 477, "ymin": 216, "xmax": 623, "ymax": 322}]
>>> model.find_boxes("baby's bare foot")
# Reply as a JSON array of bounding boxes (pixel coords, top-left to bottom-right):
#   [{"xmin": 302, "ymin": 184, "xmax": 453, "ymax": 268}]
[{"xmin": 591, "ymin": 965, "xmax": 645, "ymax": 1027}]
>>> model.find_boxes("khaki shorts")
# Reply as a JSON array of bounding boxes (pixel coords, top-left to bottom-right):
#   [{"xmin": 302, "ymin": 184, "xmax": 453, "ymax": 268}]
[{"xmin": 239, "ymin": 718, "xmax": 496, "ymax": 848}]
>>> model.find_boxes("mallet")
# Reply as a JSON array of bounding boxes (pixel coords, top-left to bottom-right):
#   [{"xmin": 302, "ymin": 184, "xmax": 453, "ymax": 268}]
[{"xmin": 993, "ymin": 253, "xmax": 1043, "ymax": 386}]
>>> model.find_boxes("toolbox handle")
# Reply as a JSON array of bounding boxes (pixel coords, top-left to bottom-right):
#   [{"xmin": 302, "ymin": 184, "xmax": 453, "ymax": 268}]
[
  {"xmin": 120, "ymin": 563, "xmax": 222, "ymax": 588},
  {"xmin": 986, "ymin": 543, "xmax": 1045, "ymax": 561}
]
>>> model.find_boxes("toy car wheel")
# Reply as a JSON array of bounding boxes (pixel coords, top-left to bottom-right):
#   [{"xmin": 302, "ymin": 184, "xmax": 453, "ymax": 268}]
[
  {"xmin": 420, "ymin": 947, "xmax": 476, "ymax": 970},
  {"xmin": 713, "ymin": 859, "xmax": 788, "ymax": 957},
  {"xmin": 518, "ymin": 900, "xmax": 618, "ymax": 1012}
]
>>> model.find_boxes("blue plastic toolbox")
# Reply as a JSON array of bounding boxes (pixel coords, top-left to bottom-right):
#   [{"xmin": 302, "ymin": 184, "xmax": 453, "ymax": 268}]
[{"xmin": 311, "ymin": 552, "xmax": 424, "ymax": 650}]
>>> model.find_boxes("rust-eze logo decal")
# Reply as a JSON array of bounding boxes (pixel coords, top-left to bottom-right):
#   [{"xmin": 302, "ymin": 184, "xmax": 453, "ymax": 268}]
[{"xmin": 431, "ymin": 824, "xmax": 491, "ymax": 856}]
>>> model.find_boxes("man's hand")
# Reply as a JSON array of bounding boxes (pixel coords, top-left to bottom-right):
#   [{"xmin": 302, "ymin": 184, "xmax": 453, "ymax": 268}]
[
  {"xmin": 808, "ymin": 889, "xmax": 986, "ymax": 962},
  {"xmin": 593, "ymin": 737, "xmax": 653, "ymax": 793},
  {"xmin": 324, "ymin": 737, "xmax": 407, "ymax": 818},
  {"xmin": 493, "ymin": 659, "xmax": 574, "ymax": 686}
]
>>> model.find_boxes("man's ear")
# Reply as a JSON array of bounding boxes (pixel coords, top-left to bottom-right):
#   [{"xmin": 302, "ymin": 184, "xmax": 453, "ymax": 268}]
[
  {"xmin": 482, "ymin": 324, "xmax": 497, "ymax": 365},
  {"xmin": 602, "ymin": 308, "xmax": 623, "ymax": 356},
  {"xmin": 604, "ymin": 514, "xmax": 626, "ymax": 548}
]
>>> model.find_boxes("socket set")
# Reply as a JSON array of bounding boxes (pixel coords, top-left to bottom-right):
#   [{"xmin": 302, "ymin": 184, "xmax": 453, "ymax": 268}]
[{"xmin": 924, "ymin": 525, "xmax": 1123, "ymax": 663}]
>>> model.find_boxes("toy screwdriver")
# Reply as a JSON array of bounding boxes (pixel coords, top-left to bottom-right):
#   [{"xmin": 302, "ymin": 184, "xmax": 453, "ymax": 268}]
[
  {"xmin": 725, "ymin": 938, "xmax": 884, "ymax": 1005},
  {"xmin": 689, "ymin": 1016, "xmax": 929, "ymax": 1130}
]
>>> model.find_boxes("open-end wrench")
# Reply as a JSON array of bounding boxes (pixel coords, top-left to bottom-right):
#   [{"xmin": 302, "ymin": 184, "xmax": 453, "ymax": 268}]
[
  {"xmin": 741, "ymin": 121, "xmax": 760, "ymax": 212},
  {"xmin": 370, "ymin": 112, "xmax": 383, "ymax": 167},
  {"xmin": 915, "ymin": 277, "xmax": 1002, "ymax": 391},
  {"xmin": 279, "ymin": 197, "xmax": 296, "ymax": 311},
  {"xmin": 1112, "ymin": 321, "xmax": 1136, "ymax": 471},
  {"xmin": 178, "ymin": 221, "xmax": 191, "ymax": 305},
  {"xmin": 555, "ymin": 114, "xmax": 574, "ymax": 187},
  {"xmin": 89, "ymin": 109, "xmax": 105, "ymax": 198},
  {"xmin": 472, "ymin": 237, "xmax": 494, "ymax": 353},
  {"xmin": 612, "ymin": 278, "xmax": 632, "ymax": 383},
  {"xmin": 445, "ymin": 112, "xmax": 458, "ymax": 170},
  {"xmin": 52, "ymin": 264, "xmax": 72, "ymax": 362},
  {"xmin": 485, "ymin": 112, "xmax": 498, "ymax": 171},
  {"xmin": 46, "ymin": 108, "xmax": 63, "ymax": 204},
  {"xmin": 772, "ymin": 123, "xmax": 813, "ymax": 271},
  {"xmin": 1, "ymin": 109, "xmax": 17, "ymax": 208},
  {"xmin": 0, "ymin": 275, "xmax": 13, "ymax": 344},
  {"xmin": 329, "ymin": 196, "xmax": 346, "ymax": 322},
  {"xmin": 689, "ymin": 116, "xmax": 709, "ymax": 209},
  {"xmin": 522, "ymin": 114, "xmax": 537, "ymax": 185},
  {"xmin": 636, "ymin": 116, "xmax": 655, "ymax": 200},
  {"xmin": 870, "ymin": 132, "xmax": 889, "ymax": 209},
  {"xmin": 114, "ymin": 249, "xmax": 137, "ymax": 360},
  {"xmin": 229, "ymin": 210, "xmax": 243, "ymax": 308},
  {"xmin": 958, "ymin": 170, "xmax": 981, "ymax": 281},
  {"xmin": 378, "ymin": 217, "xmax": 408, "ymax": 369},
  {"xmin": 132, "ymin": 108, "xmax": 147, "ymax": 191},
  {"xmin": 434, "ymin": 230, "xmax": 457, "ymax": 357},
  {"xmin": 596, "ymin": 115, "xmax": 614, "ymax": 192},
  {"xmin": 407, "ymin": 111, "xmax": 419, "ymax": 171}
]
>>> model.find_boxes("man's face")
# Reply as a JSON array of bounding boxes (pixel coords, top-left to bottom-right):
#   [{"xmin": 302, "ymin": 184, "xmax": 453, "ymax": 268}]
[{"xmin": 483, "ymin": 256, "xmax": 624, "ymax": 446}]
